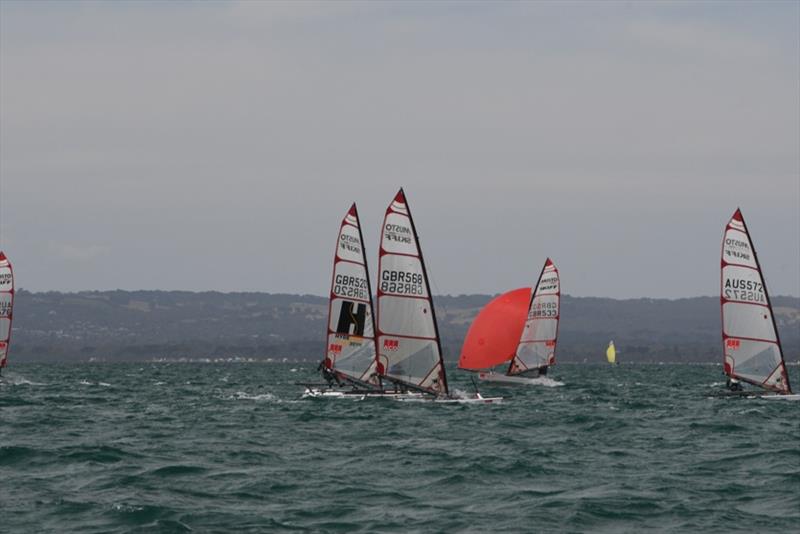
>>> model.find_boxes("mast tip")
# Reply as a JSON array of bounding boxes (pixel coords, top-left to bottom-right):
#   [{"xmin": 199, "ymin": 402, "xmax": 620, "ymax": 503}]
[{"xmin": 394, "ymin": 188, "xmax": 406, "ymax": 203}]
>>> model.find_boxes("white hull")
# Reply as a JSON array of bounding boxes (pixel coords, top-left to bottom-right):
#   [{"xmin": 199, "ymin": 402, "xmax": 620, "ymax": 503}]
[
  {"xmin": 302, "ymin": 387, "xmax": 424, "ymax": 400},
  {"xmin": 478, "ymin": 372, "xmax": 539, "ymax": 385},
  {"xmin": 477, "ymin": 372, "xmax": 563, "ymax": 387},
  {"xmin": 394, "ymin": 393, "xmax": 503, "ymax": 404},
  {"xmin": 760, "ymin": 393, "xmax": 800, "ymax": 401},
  {"xmin": 713, "ymin": 390, "xmax": 800, "ymax": 401}
]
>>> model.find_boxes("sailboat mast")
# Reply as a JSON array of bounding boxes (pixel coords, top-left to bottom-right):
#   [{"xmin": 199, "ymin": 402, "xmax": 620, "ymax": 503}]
[
  {"xmin": 353, "ymin": 203, "xmax": 379, "ymax": 380},
  {"xmin": 401, "ymin": 188, "xmax": 448, "ymax": 396}
]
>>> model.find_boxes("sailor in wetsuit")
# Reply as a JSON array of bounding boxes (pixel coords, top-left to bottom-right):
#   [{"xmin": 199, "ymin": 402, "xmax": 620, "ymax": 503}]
[
  {"xmin": 318, "ymin": 360, "xmax": 340, "ymax": 386},
  {"xmin": 726, "ymin": 377, "xmax": 743, "ymax": 392}
]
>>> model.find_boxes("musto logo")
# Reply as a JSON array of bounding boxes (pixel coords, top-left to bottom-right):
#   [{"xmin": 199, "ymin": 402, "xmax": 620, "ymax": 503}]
[
  {"xmin": 380, "ymin": 270, "xmax": 424, "ymax": 295},
  {"xmin": 383, "ymin": 339, "xmax": 399, "ymax": 351},
  {"xmin": 724, "ymin": 238, "xmax": 751, "ymax": 262},
  {"xmin": 539, "ymin": 275, "xmax": 558, "ymax": 292},
  {"xmin": 339, "ymin": 233, "xmax": 361, "ymax": 255},
  {"xmin": 0, "ymin": 273, "xmax": 11, "ymax": 287},
  {"xmin": 384, "ymin": 223, "xmax": 412, "ymax": 245},
  {"xmin": 726, "ymin": 338, "xmax": 741, "ymax": 350}
]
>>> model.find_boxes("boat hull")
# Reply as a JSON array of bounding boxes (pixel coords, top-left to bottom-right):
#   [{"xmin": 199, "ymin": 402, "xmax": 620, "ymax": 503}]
[
  {"xmin": 477, "ymin": 372, "xmax": 543, "ymax": 385},
  {"xmin": 711, "ymin": 390, "xmax": 800, "ymax": 401},
  {"xmin": 393, "ymin": 393, "xmax": 503, "ymax": 404},
  {"xmin": 302, "ymin": 387, "xmax": 424, "ymax": 400},
  {"xmin": 760, "ymin": 393, "xmax": 800, "ymax": 401}
]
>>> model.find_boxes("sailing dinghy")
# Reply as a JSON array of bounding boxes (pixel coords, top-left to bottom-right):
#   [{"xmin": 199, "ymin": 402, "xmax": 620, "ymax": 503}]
[
  {"xmin": 606, "ymin": 341, "xmax": 617, "ymax": 365},
  {"xmin": 459, "ymin": 259, "xmax": 562, "ymax": 386},
  {"xmin": 720, "ymin": 208, "xmax": 796, "ymax": 399},
  {"xmin": 377, "ymin": 189, "xmax": 501, "ymax": 403},
  {"xmin": 301, "ymin": 203, "xmax": 385, "ymax": 398},
  {"xmin": 0, "ymin": 251, "xmax": 13, "ymax": 376}
]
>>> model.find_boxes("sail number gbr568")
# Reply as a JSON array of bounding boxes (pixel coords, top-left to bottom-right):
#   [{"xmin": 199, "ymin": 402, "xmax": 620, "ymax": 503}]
[{"xmin": 380, "ymin": 269, "xmax": 424, "ymax": 295}]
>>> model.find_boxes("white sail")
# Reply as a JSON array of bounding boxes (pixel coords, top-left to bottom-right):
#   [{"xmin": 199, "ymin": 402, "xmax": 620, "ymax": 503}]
[
  {"xmin": 324, "ymin": 204, "xmax": 379, "ymax": 386},
  {"xmin": 721, "ymin": 209, "xmax": 791, "ymax": 393},
  {"xmin": 509, "ymin": 258, "xmax": 560, "ymax": 375},
  {"xmin": 376, "ymin": 189, "xmax": 448, "ymax": 396},
  {"xmin": 0, "ymin": 251, "xmax": 14, "ymax": 369}
]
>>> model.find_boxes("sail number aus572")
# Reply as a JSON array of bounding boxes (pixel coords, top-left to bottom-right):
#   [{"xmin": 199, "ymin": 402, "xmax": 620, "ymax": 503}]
[
  {"xmin": 723, "ymin": 278, "xmax": 765, "ymax": 304},
  {"xmin": 380, "ymin": 270, "xmax": 424, "ymax": 295}
]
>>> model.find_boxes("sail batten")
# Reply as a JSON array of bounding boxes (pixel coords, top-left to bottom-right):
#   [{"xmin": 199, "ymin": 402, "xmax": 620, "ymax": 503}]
[
  {"xmin": 324, "ymin": 203, "xmax": 379, "ymax": 386},
  {"xmin": 0, "ymin": 251, "xmax": 14, "ymax": 369},
  {"xmin": 720, "ymin": 208, "xmax": 790, "ymax": 394},
  {"xmin": 376, "ymin": 189, "xmax": 448, "ymax": 396}
]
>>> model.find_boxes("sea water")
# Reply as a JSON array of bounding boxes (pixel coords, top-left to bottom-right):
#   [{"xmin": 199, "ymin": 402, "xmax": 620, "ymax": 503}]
[{"xmin": 1, "ymin": 363, "xmax": 798, "ymax": 533}]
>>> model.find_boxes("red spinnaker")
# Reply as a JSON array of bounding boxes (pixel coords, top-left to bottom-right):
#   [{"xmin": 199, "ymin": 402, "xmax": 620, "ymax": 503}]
[{"xmin": 457, "ymin": 287, "xmax": 531, "ymax": 370}]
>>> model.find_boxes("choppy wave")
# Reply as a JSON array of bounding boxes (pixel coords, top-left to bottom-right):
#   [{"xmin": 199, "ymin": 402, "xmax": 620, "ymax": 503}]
[{"xmin": 0, "ymin": 362, "xmax": 797, "ymax": 533}]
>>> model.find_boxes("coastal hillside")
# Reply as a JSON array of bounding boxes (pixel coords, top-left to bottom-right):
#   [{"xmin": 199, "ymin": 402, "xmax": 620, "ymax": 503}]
[{"xmin": 9, "ymin": 290, "xmax": 799, "ymax": 363}]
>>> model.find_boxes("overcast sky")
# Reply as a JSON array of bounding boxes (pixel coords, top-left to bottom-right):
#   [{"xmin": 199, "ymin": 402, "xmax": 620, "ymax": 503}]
[{"xmin": 0, "ymin": 1, "xmax": 798, "ymax": 298}]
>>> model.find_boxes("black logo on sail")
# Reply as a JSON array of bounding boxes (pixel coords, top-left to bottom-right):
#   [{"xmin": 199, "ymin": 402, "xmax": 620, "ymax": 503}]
[{"xmin": 336, "ymin": 301, "xmax": 366, "ymax": 336}]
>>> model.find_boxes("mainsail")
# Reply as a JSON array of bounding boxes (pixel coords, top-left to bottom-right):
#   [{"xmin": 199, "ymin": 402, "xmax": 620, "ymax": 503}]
[
  {"xmin": 720, "ymin": 208, "xmax": 791, "ymax": 393},
  {"xmin": 508, "ymin": 258, "xmax": 560, "ymax": 376},
  {"xmin": 458, "ymin": 288, "xmax": 530, "ymax": 370},
  {"xmin": 0, "ymin": 251, "xmax": 14, "ymax": 370},
  {"xmin": 376, "ymin": 189, "xmax": 448, "ymax": 396},
  {"xmin": 323, "ymin": 204, "xmax": 379, "ymax": 387},
  {"xmin": 606, "ymin": 341, "xmax": 616, "ymax": 364}
]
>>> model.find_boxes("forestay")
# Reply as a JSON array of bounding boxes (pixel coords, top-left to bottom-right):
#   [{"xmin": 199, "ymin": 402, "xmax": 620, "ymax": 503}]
[
  {"xmin": 324, "ymin": 204, "xmax": 379, "ymax": 386},
  {"xmin": 509, "ymin": 258, "xmax": 560, "ymax": 376},
  {"xmin": 0, "ymin": 251, "xmax": 14, "ymax": 369},
  {"xmin": 720, "ymin": 208, "xmax": 790, "ymax": 393},
  {"xmin": 376, "ymin": 189, "xmax": 448, "ymax": 396}
]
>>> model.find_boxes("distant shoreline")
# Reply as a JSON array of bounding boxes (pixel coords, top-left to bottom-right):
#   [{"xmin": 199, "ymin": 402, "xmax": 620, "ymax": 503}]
[{"xmin": 7, "ymin": 290, "xmax": 798, "ymax": 364}]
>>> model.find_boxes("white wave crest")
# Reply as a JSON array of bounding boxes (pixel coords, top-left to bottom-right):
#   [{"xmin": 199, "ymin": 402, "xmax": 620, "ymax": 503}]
[
  {"xmin": 227, "ymin": 391, "xmax": 277, "ymax": 402},
  {"xmin": 0, "ymin": 373, "xmax": 46, "ymax": 386},
  {"xmin": 526, "ymin": 377, "xmax": 565, "ymax": 387}
]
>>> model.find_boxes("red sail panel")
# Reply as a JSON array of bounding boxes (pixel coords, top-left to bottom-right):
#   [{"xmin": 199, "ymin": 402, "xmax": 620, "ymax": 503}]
[
  {"xmin": 0, "ymin": 251, "xmax": 14, "ymax": 368},
  {"xmin": 458, "ymin": 287, "xmax": 531, "ymax": 370},
  {"xmin": 720, "ymin": 208, "xmax": 791, "ymax": 394}
]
